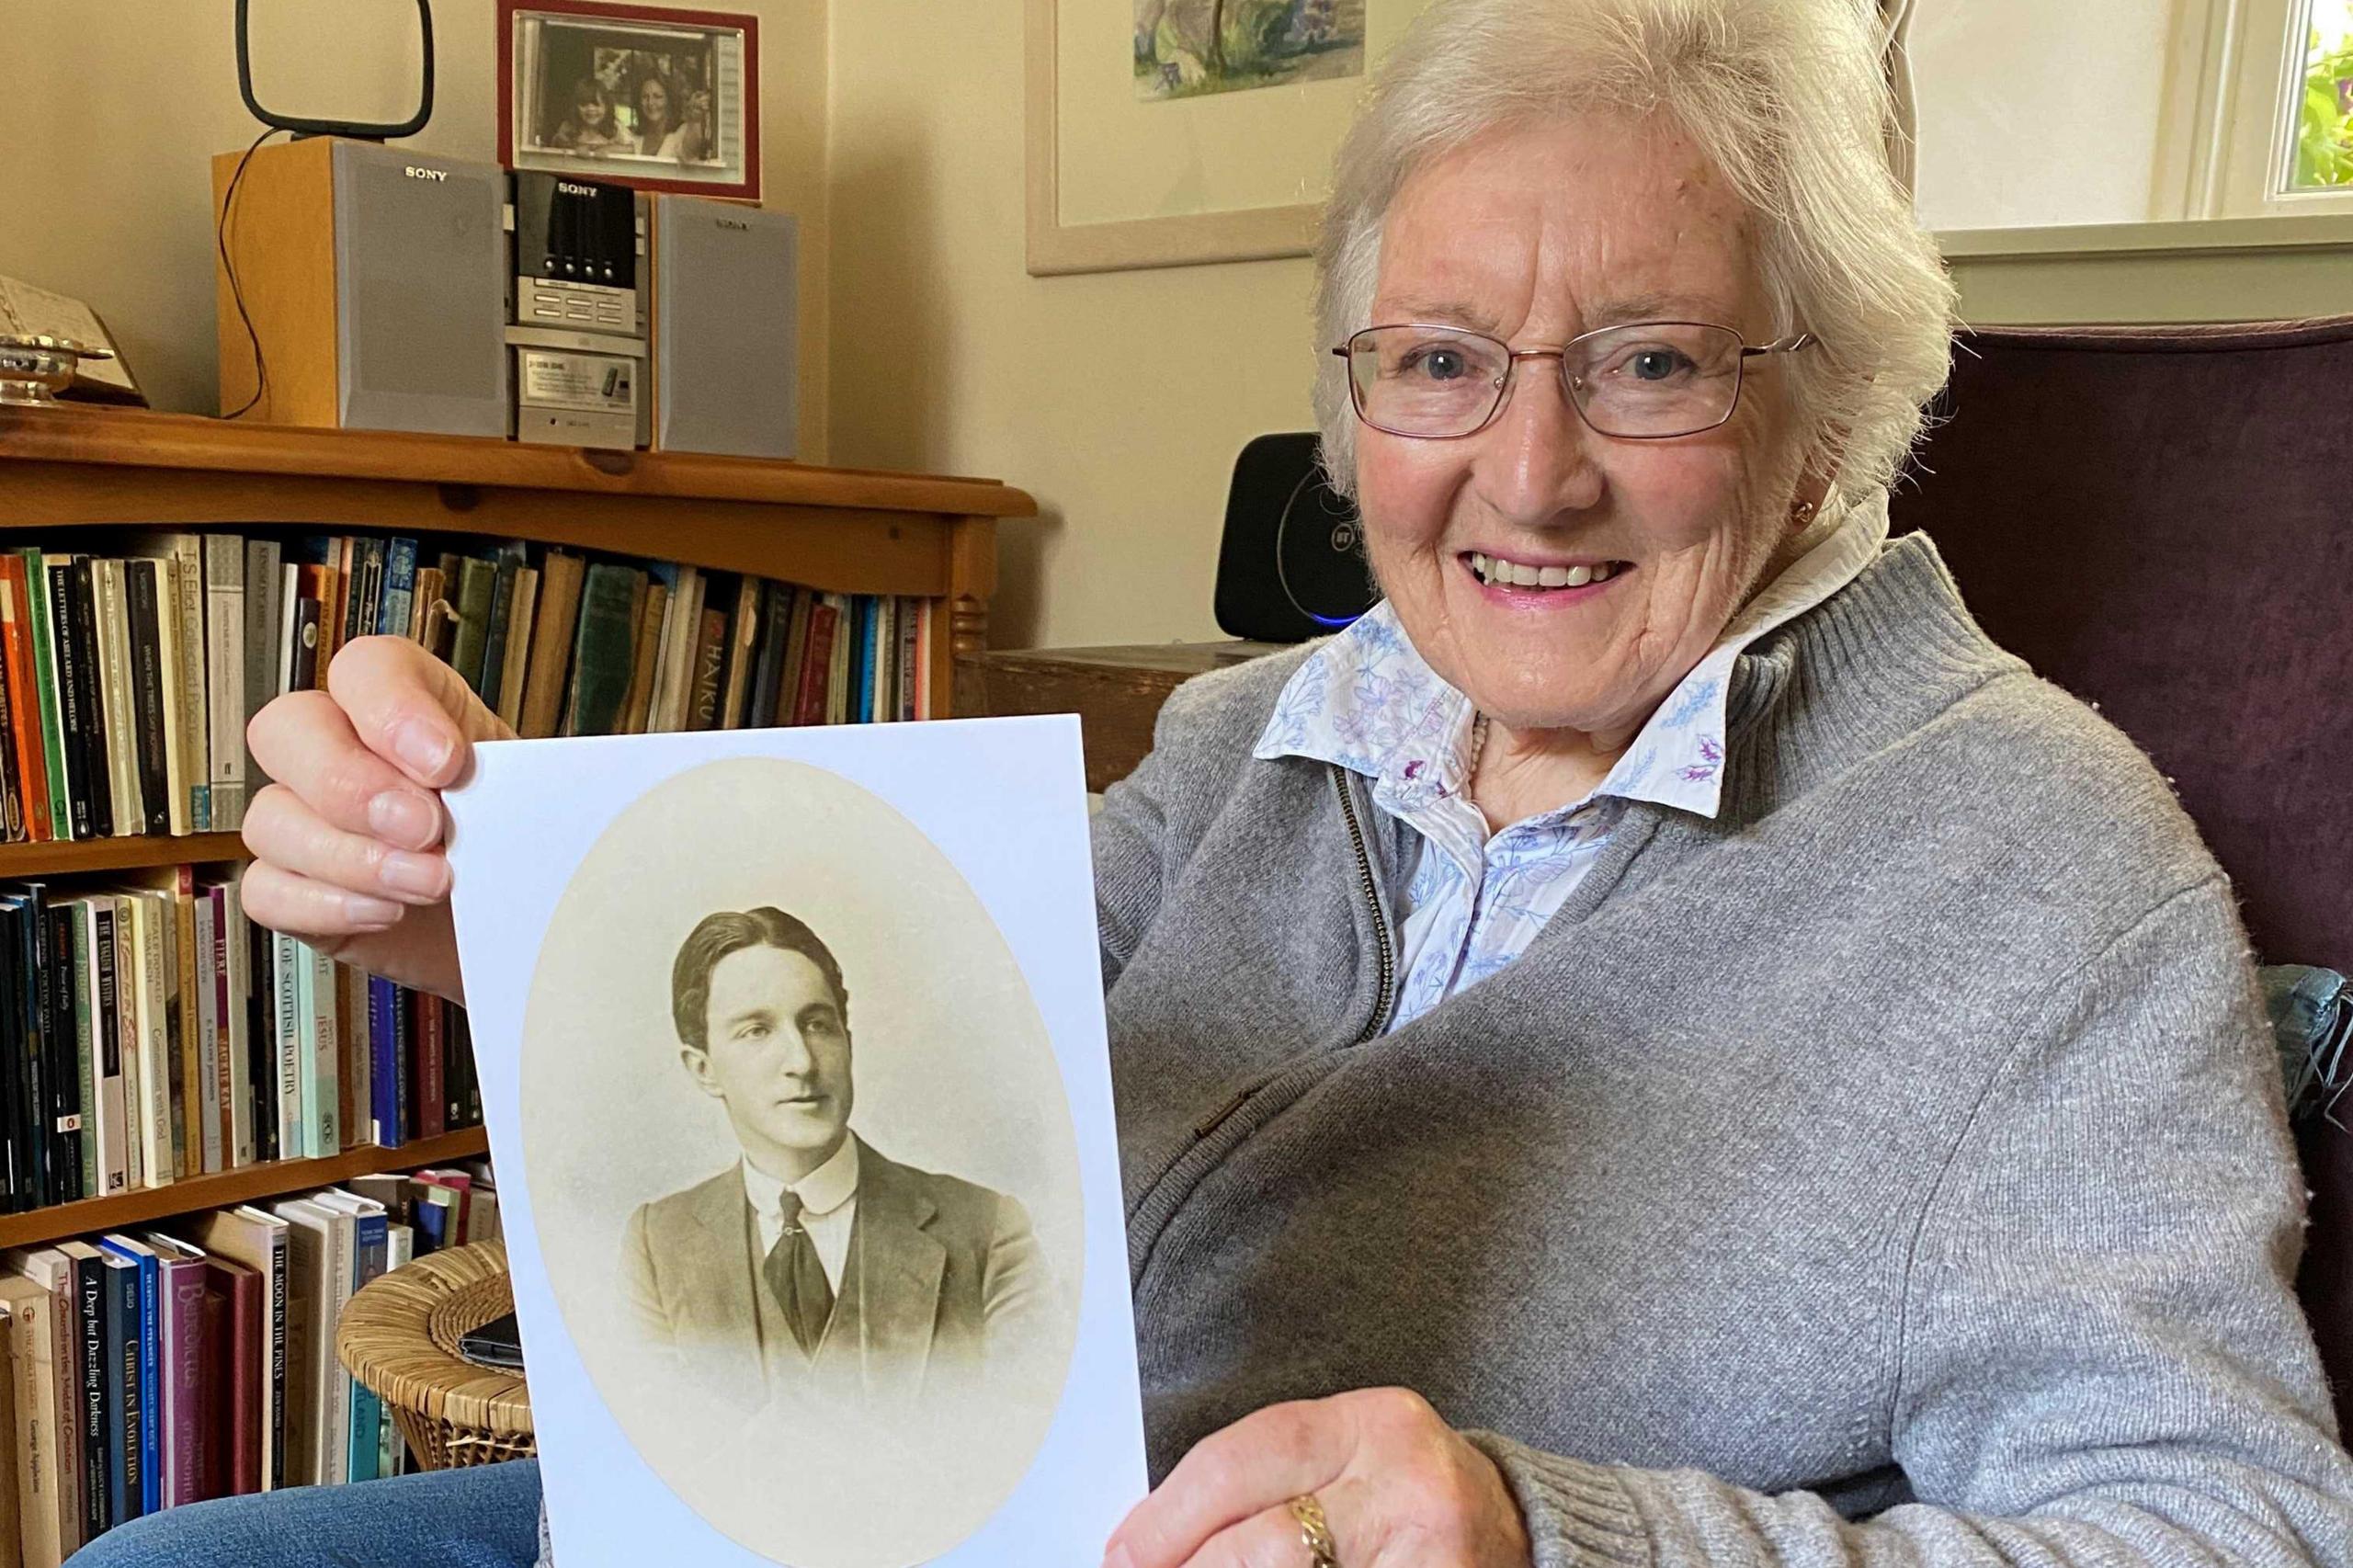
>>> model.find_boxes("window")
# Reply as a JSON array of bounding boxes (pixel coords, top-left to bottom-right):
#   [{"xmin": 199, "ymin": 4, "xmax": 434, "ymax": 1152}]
[
  {"xmin": 2165, "ymin": 0, "xmax": 2353, "ymax": 216},
  {"xmin": 2293, "ymin": 0, "xmax": 2353, "ymax": 189}
]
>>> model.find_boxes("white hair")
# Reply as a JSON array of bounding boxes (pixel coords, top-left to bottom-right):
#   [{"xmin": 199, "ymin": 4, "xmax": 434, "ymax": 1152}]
[{"xmin": 1313, "ymin": 0, "xmax": 1955, "ymax": 506}]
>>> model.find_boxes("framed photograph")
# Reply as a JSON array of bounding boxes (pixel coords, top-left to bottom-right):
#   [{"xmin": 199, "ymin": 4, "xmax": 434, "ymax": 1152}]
[
  {"xmin": 499, "ymin": 0, "xmax": 761, "ymax": 201},
  {"xmin": 1026, "ymin": 0, "xmax": 1418, "ymax": 275}
]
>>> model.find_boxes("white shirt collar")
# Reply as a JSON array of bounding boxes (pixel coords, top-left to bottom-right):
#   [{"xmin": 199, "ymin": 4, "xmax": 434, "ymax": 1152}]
[
  {"xmin": 1252, "ymin": 493, "xmax": 1892, "ymax": 823},
  {"xmin": 740, "ymin": 1132, "xmax": 860, "ymax": 1221}
]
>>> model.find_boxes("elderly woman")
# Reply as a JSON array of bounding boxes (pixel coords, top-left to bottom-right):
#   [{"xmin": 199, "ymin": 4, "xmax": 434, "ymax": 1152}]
[{"xmin": 79, "ymin": 0, "xmax": 2353, "ymax": 1565}]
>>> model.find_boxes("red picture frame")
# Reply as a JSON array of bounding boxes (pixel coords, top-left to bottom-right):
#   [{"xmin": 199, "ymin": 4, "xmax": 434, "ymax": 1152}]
[{"xmin": 497, "ymin": 0, "xmax": 762, "ymax": 202}]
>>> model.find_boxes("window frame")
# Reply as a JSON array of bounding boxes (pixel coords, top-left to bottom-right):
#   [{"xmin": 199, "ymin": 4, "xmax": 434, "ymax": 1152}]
[{"xmin": 2159, "ymin": 0, "xmax": 2353, "ymax": 217}]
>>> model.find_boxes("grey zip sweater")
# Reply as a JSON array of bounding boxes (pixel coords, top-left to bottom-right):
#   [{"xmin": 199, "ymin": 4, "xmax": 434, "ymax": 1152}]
[{"xmin": 1093, "ymin": 532, "xmax": 2353, "ymax": 1565}]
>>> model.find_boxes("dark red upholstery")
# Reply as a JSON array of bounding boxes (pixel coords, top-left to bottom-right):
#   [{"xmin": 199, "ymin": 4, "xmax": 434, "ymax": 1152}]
[{"xmin": 1886, "ymin": 315, "xmax": 2353, "ymax": 1430}]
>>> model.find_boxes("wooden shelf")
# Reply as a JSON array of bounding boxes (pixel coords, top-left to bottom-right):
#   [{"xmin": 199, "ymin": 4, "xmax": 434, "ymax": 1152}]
[
  {"xmin": 1, "ymin": 403, "xmax": 1011, "ymax": 704},
  {"xmin": 0, "ymin": 1127, "xmax": 489, "ymax": 1250},
  {"xmin": 0, "ymin": 405, "xmax": 1037, "ymax": 519},
  {"xmin": 0, "ymin": 832, "xmax": 248, "ymax": 880}
]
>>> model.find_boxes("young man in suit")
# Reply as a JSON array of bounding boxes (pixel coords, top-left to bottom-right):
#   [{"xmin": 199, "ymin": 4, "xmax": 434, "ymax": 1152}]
[{"xmin": 620, "ymin": 905, "xmax": 1051, "ymax": 1417}]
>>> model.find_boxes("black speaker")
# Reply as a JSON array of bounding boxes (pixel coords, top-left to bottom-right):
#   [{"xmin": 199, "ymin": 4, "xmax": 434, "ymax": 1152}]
[{"xmin": 1212, "ymin": 433, "xmax": 1381, "ymax": 642}]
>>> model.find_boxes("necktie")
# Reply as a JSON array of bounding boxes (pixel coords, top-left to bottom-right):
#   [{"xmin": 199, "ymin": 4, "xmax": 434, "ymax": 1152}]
[{"xmin": 762, "ymin": 1189, "xmax": 835, "ymax": 1359}]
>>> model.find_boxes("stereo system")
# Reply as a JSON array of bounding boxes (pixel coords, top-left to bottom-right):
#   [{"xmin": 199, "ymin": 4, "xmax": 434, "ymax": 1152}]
[
  {"xmin": 210, "ymin": 138, "xmax": 800, "ymax": 459},
  {"xmin": 1213, "ymin": 433, "xmax": 1380, "ymax": 642},
  {"xmin": 506, "ymin": 171, "xmax": 644, "ymax": 450}
]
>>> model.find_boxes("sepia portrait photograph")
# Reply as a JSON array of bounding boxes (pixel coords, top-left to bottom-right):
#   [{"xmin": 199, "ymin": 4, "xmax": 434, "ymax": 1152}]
[
  {"xmin": 501, "ymin": 0, "xmax": 761, "ymax": 199},
  {"xmin": 453, "ymin": 739, "xmax": 1124, "ymax": 1568}
]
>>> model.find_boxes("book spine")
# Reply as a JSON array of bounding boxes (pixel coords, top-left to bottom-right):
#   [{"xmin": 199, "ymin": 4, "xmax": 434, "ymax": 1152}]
[
  {"xmin": 131, "ymin": 1255, "xmax": 158, "ymax": 1516},
  {"xmin": 168, "ymin": 888, "xmax": 197, "ymax": 1181},
  {"xmin": 65, "ymin": 562, "xmax": 112, "ymax": 837},
  {"xmin": 165, "ymin": 544, "xmax": 210, "ymax": 832},
  {"xmin": 495, "ymin": 567, "xmax": 540, "ymax": 733},
  {"xmin": 21, "ymin": 552, "xmax": 71, "ymax": 840},
  {"xmin": 225, "ymin": 1268, "xmax": 259, "ymax": 1496},
  {"xmin": 0, "ymin": 560, "xmax": 54, "ymax": 841},
  {"xmin": 128, "ymin": 900, "xmax": 171, "ymax": 1191},
  {"xmin": 795, "ymin": 598, "xmax": 838, "ymax": 725},
  {"xmin": 99, "ymin": 1262, "xmax": 132, "ymax": 1526},
  {"xmin": 273, "ymin": 935, "xmax": 303, "ymax": 1161},
  {"xmin": 42, "ymin": 561, "xmax": 91, "ymax": 841},
  {"xmin": 91, "ymin": 905, "xmax": 129, "ymax": 1195},
  {"xmin": 308, "ymin": 950, "xmax": 338, "ymax": 1155},
  {"xmin": 241, "ymin": 540, "xmax": 281, "ymax": 795},
  {"xmin": 416, "ymin": 997, "xmax": 447, "ymax": 1141},
  {"xmin": 203, "ymin": 536, "xmax": 246, "ymax": 832},
  {"xmin": 70, "ymin": 907, "xmax": 99, "ymax": 1200},
  {"xmin": 222, "ymin": 885, "xmax": 255, "ymax": 1169},
  {"xmin": 378, "ymin": 539, "xmax": 418, "ymax": 641},
  {"xmin": 266, "ymin": 1239, "xmax": 286, "ymax": 1491},
  {"xmin": 45, "ymin": 903, "xmax": 83, "ymax": 1204},
  {"xmin": 194, "ymin": 894, "xmax": 222, "ymax": 1175},
  {"xmin": 689, "ymin": 605, "xmax": 726, "ymax": 731},
  {"xmin": 74, "ymin": 1259, "xmax": 102, "ymax": 1539},
  {"xmin": 478, "ymin": 553, "xmax": 518, "ymax": 715},
  {"xmin": 369, "ymin": 979, "xmax": 399, "ymax": 1149},
  {"xmin": 121, "ymin": 562, "xmax": 172, "ymax": 835},
  {"xmin": 4, "ymin": 1286, "xmax": 64, "ymax": 1568},
  {"xmin": 166, "ymin": 1266, "xmax": 204, "ymax": 1508},
  {"xmin": 345, "ymin": 1215, "xmax": 387, "ymax": 1483}
]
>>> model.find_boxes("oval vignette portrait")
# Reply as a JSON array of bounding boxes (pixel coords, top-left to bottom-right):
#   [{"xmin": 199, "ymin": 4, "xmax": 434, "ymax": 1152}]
[{"xmin": 519, "ymin": 757, "xmax": 1086, "ymax": 1568}]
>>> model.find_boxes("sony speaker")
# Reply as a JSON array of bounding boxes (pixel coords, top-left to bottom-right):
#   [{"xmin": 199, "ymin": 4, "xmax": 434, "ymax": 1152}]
[
  {"xmin": 211, "ymin": 137, "xmax": 508, "ymax": 437},
  {"xmin": 1213, "ymin": 433, "xmax": 1380, "ymax": 642},
  {"xmin": 650, "ymin": 195, "xmax": 798, "ymax": 459}
]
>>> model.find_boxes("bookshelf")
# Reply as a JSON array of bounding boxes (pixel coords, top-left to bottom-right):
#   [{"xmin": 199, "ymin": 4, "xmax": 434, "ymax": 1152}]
[
  {"xmin": 0, "ymin": 403, "xmax": 1033, "ymax": 855},
  {"xmin": 0, "ymin": 1128, "xmax": 489, "ymax": 1250},
  {"xmin": 0, "ymin": 402, "xmax": 1030, "ymax": 1235}
]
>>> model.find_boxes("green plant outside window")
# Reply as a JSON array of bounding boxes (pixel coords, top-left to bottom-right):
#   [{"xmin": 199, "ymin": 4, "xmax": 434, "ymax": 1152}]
[{"xmin": 2293, "ymin": 4, "xmax": 2353, "ymax": 188}]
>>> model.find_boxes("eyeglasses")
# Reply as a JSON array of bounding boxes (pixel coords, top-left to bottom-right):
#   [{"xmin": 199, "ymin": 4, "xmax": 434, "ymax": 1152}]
[{"xmin": 1333, "ymin": 321, "xmax": 1816, "ymax": 441}]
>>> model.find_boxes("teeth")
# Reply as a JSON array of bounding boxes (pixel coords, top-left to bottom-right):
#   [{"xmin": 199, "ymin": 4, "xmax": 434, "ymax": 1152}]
[{"xmin": 1470, "ymin": 552, "xmax": 1622, "ymax": 589}]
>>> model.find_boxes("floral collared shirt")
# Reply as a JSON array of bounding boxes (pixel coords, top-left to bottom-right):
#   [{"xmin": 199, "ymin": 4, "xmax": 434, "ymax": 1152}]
[{"xmin": 1251, "ymin": 494, "xmax": 1892, "ymax": 1029}]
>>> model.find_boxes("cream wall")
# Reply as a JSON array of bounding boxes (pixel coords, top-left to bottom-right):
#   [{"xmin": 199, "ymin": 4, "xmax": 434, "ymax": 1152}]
[
  {"xmin": 1907, "ymin": 0, "xmax": 2177, "ymax": 230},
  {"xmin": 0, "ymin": 0, "xmax": 831, "ymax": 459},
  {"xmin": 825, "ymin": 0, "xmax": 1320, "ymax": 650}
]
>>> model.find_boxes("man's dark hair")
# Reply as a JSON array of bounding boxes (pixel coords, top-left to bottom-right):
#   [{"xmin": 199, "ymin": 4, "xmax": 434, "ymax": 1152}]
[{"xmin": 670, "ymin": 907, "xmax": 849, "ymax": 1050}]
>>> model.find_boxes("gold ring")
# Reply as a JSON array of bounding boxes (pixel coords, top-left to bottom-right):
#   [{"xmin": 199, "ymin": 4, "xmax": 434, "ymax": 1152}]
[{"xmin": 1290, "ymin": 1493, "xmax": 1339, "ymax": 1568}]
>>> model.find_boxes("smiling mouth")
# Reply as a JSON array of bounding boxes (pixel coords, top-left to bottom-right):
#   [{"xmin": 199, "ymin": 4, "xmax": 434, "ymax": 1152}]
[{"xmin": 1463, "ymin": 551, "xmax": 1631, "ymax": 591}]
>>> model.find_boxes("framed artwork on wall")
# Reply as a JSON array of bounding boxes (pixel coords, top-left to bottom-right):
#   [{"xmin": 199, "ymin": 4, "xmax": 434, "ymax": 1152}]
[
  {"xmin": 499, "ymin": 0, "xmax": 761, "ymax": 201},
  {"xmin": 1026, "ymin": 0, "xmax": 1430, "ymax": 276}
]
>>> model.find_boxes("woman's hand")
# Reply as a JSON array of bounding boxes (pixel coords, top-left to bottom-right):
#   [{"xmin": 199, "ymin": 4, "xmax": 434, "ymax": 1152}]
[
  {"xmin": 1105, "ymin": 1389, "xmax": 1531, "ymax": 1568},
  {"xmin": 240, "ymin": 635, "xmax": 513, "ymax": 1003}
]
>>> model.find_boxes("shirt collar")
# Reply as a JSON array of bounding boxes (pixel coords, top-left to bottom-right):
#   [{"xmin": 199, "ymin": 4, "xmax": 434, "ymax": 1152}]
[
  {"xmin": 741, "ymin": 1133, "xmax": 860, "ymax": 1220},
  {"xmin": 1252, "ymin": 493, "xmax": 1891, "ymax": 823}
]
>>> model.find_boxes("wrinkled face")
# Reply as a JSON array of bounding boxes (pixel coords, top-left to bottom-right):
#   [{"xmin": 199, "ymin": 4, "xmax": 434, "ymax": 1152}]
[
  {"xmin": 1354, "ymin": 111, "xmax": 1811, "ymax": 736},
  {"xmin": 683, "ymin": 945, "xmax": 853, "ymax": 1170}
]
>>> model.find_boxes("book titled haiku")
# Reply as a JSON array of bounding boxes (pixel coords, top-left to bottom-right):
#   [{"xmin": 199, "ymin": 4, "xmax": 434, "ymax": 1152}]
[{"xmin": 443, "ymin": 717, "xmax": 1143, "ymax": 1568}]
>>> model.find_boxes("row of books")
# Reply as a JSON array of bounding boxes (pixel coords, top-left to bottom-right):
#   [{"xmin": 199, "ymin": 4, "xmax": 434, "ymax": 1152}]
[
  {"xmin": 1, "ymin": 870, "xmax": 480, "ymax": 1215},
  {"xmin": 0, "ymin": 1166, "xmax": 501, "ymax": 1567},
  {"xmin": 0, "ymin": 529, "xmax": 941, "ymax": 845}
]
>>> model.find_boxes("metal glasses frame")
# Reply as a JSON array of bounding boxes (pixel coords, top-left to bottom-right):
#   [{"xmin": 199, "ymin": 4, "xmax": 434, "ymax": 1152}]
[{"xmin": 1332, "ymin": 321, "xmax": 1818, "ymax": 440}]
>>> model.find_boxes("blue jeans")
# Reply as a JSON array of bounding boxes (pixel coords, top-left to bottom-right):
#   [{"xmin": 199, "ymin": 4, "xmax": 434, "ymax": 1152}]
[{"xmin": 64, "ymin": 1459, "xmax": 541, "ymax": 1567}]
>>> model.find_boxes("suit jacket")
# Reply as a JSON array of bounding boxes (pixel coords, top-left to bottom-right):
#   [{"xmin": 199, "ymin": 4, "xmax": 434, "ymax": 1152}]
[{"xmin": 620, "ymin": 1136, "xmax": 1051, "ymax": 1415}]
